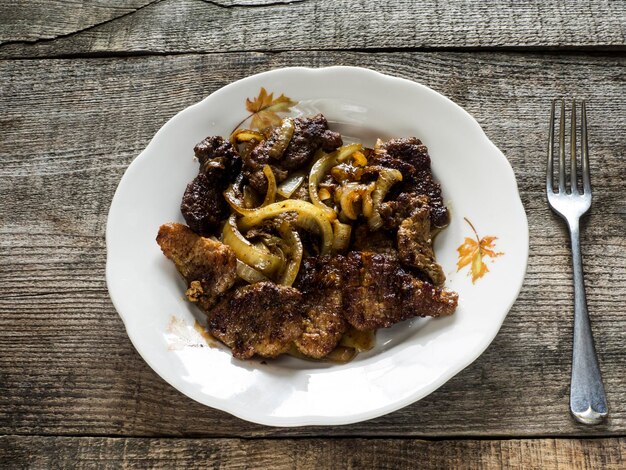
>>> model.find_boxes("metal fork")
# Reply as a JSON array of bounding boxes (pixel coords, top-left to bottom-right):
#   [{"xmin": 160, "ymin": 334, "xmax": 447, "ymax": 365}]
[{"xmin": 547, "ymin": 99, "xmax": 608, "ymax": 424}]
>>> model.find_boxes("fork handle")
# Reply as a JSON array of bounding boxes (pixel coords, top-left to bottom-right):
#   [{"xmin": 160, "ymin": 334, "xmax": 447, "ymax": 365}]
[{"xmin": 568, "ymin": 219, "xmax": 608, "ymax": 424}]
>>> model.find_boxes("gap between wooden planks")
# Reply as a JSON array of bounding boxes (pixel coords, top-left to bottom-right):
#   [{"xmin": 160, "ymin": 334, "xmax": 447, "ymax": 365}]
[{"xmin": 1, "ymin": 0, "xmax": 625, "ymax": 58}]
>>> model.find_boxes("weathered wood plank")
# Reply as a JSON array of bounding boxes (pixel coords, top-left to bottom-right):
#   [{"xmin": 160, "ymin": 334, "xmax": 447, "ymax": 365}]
[
  {"xmin": 0, "ymin": 0, "xmax": 156, "ymax": 43},
  {"xmin": 1, "ymin": 52, "xmax": 624, "ymax": 437},
  {"xmin": 1, "ymin": 0, "xmax": 625, "ymax": 58},
  {"xmin": 1, "ymin": 436, "xmax": 624, "ymax": 469}
]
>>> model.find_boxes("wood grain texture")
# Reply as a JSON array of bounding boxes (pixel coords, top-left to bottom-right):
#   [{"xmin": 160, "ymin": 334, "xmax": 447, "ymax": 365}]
[
  {"xmin": 0, "ymin": 0, "xmax": 157, "ymax": 43},
  {"xmin": 1, "ymin": 52, "xmax": 625, "ymax": 438},
  {"xmin": 1, "ymin": 0, "xmax": 625, "ymax": 58},
  {"xmin": 1, "ymin": 436, "xmax": 625, "ymax": 469}
]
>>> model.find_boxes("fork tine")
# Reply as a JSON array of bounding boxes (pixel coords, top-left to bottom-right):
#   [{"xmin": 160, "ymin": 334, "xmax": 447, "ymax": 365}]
[
  {"xmin": 570, "ymin": 100, "xmax": 579, "ymax": 194},
  {"xmin": 547, "ymin": 100, "xmax": 556, "ymax": 193},
  {"xmin": 558, "ymin": 99, "xmax": 566, "ymax": 193},
  {"xmin": 581, "ymin": 100, "xmax": 591, "ymax": 195}
]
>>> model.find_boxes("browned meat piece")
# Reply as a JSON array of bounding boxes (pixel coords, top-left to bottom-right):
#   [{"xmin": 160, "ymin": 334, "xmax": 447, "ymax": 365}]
[
  {"xmin": 295, "ymin": 257, "xmax": 347, "ymax": 358},
  {"xmin": 382, "ymin": 137, "xmax": 431, "ymax": 171},
  {"xmin": 296, "ymin": 255, "xmax": 344, "ymax": 291},
  {"xmin": 352, "ymin": 224, "xmax": 397, "ymax": 256},
  {"xmin": 375, "ymin": 138, "xmax": 449, "ymax": 228},
  {"xmin": 296, "ymin": 252, "xmax": 457, "ymax": 333},
  {"xmin": 156, "ymin": 223, "xmax": 237, "ymax": 311},
  {"xmin": 280, "ymin": 114, "xmax": 343, "ymax": 169},
  {"xmin": 341, "ymin": 252, "xmax": 457, "ymax": 330},
  {"xmin": 374, "ymin": 193, "xmax": 445, "ymax": 285},
  {"xmin": 397, "ymin": 204, "xmax": 446, "ymax": 287},
  {"xmin": 194, "ymin": 135, "xmax": 242, "ymax": 178},
  {"xmin": 208, "ymin": 282, "xmax": 303, "ymax": 360},
  {"xmin": 244, "ymin": 114, "xmax": 343, "ymax": 192},
  {"xmin": 379, "ymin": 193, "xmax": 429, "ymax": 229},
  {"xmin": 247, "ymin": 166, "xmax": 289, "ymax": 196},
  {"xmin": 295, "ymin": 290, "xmax": 346, "ymax": 359},
  {"xmin": 180, "ymin": 173, "xmax": 228, "ymax": 236},
  {"xmin": 181, "ymin": 136, "xmax": 241, "ymax": 235}
]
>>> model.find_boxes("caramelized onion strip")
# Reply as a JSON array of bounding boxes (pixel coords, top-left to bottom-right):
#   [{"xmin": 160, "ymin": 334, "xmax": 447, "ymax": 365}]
[
  {"xmin": 338, "ymin": 185, "xmax": 361, "ymax": 220},
  {"xmin": 286, "ymin": 345, "xmax": 357, "ymax": 364},
  {"xmin": 308, "ymin": 144, "xmax": 363, "ymax": 215},
  {"xmin": 223, "ymin": 174, "xmax": 252, "ymax": 215},
  {"xmin": 223, "ymin": 165, "xmax": 276, "ymax": 215},
  {"xmin": 335, "ymin": 143, "xmax": 363, "ymax": 163},
  {"xmin": 277, "ymin": 173, "xmax": 305, "ymax": 199},
  {"xmin": 367, "ymin": 168, "xmax": 403, "ymax": 230},
  {"xmin": 237, "ymin": 200, "xmax": 335, "ymax": 255},
  {"xmin": 325, "ymin": 346, "xmax": 357, "ymax": 363},
  {"xmin": 268, "ymin": 118, "xmax": 295, "ymax": 160},
  {"xmin": 361, "ymin": 182, "xmax": 376, "ymax": 218},
  {"xmin": 236, "ymin": 260, "xmax": 269, "ymax": 284},
  {"xmin": 336, "ymin": 182, "xmax": 375, "ymax": 221},
  {"xmin": 222, "ymin": 215, "xmax": 283, "ymax": 275},
  {"xmin": 277, "ymin": 222, "xmax": 303, "ymax": 287},
  {"xmin": 331, "ymin": 220, "xmax": 352, "ymax": 252},
  {"xmin": 308, "ymin": 150, "xmax": 337, "ymax": 215},
  {"xmin": 230, "ymin": 129, "xmax": 264, "ymax": 145},
  {"xmin": 261, "ymin": 165, "xmax": 276, "ymax": 207},
  {"xmin": 224, "ymin": 187, "xmax": 256, "ymax": 216}
]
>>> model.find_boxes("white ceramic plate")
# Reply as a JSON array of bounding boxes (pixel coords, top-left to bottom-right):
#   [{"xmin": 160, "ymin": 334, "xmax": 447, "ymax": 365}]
[{"xmin": 106, "ymin": 66, "xmax": 528, "ymax": 426}]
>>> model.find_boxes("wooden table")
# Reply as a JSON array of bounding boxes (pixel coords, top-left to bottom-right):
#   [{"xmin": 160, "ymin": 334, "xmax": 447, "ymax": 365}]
[{"xmin": 1, "ymin": 1, "xmax": 625, "ymax": 468}]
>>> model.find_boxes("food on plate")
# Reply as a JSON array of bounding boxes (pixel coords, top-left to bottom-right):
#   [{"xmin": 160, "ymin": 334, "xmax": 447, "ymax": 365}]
[
  {"xmin": 157, "ymin": 113, "xmax": 458, "ymax": 361},
  {"xmin": 157, "ymin": 223, "xmax": 237, "ymax": 311}
]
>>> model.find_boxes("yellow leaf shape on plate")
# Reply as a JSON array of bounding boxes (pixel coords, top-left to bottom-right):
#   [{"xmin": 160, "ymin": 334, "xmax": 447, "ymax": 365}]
[
  {"xmin": 457, "ymin": 218, "xmax": 503, "ymax": 283},
  {"xmin": 244, "ymin": 87, "xmax": 298, "ymax": 131}
]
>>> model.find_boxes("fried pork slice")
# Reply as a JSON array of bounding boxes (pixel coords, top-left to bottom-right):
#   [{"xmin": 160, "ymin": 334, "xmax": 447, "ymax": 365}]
[
  {"xmin": 397, "ymin": 203, "xmax": 445, "ymax": 287},
  {"xmin": 208, "ymin": 282, "xmax": 303, "ymax": 360},
  {"xmin": 352, "ymin": 224, "xmax": 397, "ymax": 256},
  {"xmin": 341, "ymin": 252, "xmax": 457, "ymax": 330},
  {"xmin": 294, "ymin": 257, "xmax": 347, "ymax": 359},
  {"xmin": 379, "ymin": 193, "xmax": 446, "ymax": 287},
  {"xmin": 361, "ymin": 193, "xmax": 445, "ymax": 286},
  {"xmin": 296, "ymin": 290, "xmax": 346, "ymax": 359},
  {"xmin": 378, "ymin": 193, "xmax": 428, "ymax": 230},
  {"xmin": 156, "ymin": 223, "xmax": 237, "ymax": 311}
]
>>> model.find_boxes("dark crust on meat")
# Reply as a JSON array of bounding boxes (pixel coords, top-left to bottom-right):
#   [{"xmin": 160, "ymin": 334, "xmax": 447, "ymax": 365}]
[
  {"xmin": 382, "ymin": 137, "xmax": 431, "ymax": 171},
  {"xmin": 295, "ymin": 255, "xmax": 344, "ymax": 293},
  {"xmin": 294, "ymin": 257, "xmax": 347, "ymax": 358},
  {"xmin": 208, "ymin": 282, "xmax": 303, "ymax": 360},
  {"xmin": 181, "ymin": 137, "xmax": 241, "ymax": 236},
  {"xmin": 379, "ymin": 193, "xmax": 429, "ymax": 230},
  {"xmin": 341, "ymin": 252, "xmax": 457, "ymax": 330},
  {"xmin": 194, "ymin": 135, "xmax": 242, "ymax": 178},
  {"xmin": 352, "ymin": 224, "xmax": 397, "ymax": 256},
  {"xmin": 296, "ymin": 252, "xmax": 458, "ymax": 332},
  {"xmin": 371, "ymin": 193, "xmax": 445, "ymax": 285},
  {"xmin": 243, "ymin": 114, "xmax": 343, "ymax": 193},
  {"xmin": 397, "ymin": 203, "xmax": 446, "ymax": 287},
  {"xmin": 376, "ymin": 138, "xmax": 449, "ymax": 228},
  {"xmin": 295, "ymin": 290, "xmax": 346, "ymax": 359},
  {"xmin": 180, "ymin": 173, "xmax": 229, "ymax": 236},
  {"xmin": 156, "ymin": 223, "xmax": 237, "ymax": 311}
]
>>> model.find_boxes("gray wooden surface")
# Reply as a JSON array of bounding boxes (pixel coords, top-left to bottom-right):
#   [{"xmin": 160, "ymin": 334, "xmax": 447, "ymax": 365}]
[
  {"xmin": 1, "ymin": 0, "xmax": 625, "ymax": 58},
  {"xmin": 1, "ymin": 0, "xmax": 625, "ymax": 468},
  {"xmin": 2, "ymin": 436, "xmax": 625, "ymax": 469}
]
